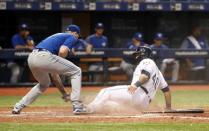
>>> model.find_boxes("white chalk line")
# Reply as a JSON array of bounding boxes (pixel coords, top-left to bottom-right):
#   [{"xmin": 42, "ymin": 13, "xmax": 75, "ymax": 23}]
[{"xmin": 0, "ymin": 111, "xmax": 209, "ymax": 121}]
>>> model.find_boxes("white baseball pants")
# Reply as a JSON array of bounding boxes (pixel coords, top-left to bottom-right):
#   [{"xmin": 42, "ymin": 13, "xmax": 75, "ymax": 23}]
[{"xmin": 88, "ymin": 85, "xmax": 150, "ymax": 113}]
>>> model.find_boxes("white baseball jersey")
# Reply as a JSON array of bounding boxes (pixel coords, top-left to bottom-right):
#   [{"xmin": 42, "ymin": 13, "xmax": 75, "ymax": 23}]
[
  {"xmin": 88, "ymin": 58, "xmax": 168, "ymax": 113},
  {"xmin": 131, "ymin": 58, "xmax": 168, "ymax": 100}
]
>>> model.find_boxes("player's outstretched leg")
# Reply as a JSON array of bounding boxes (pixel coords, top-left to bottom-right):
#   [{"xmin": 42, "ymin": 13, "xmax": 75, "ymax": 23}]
[
  {"xmin": 12, "ymin": 68, "xmax": 50, "ymax": 114},
  {"xmin": 87, "ymin": 88, "xmax": 110, "ymax": 113},
  {"xmin": 12, "ymin": 83, "xmax": 49, "ymax": 114},
  {"xmin": 87, "ymin": 85, "xmax": 132, "ymax": 113}
]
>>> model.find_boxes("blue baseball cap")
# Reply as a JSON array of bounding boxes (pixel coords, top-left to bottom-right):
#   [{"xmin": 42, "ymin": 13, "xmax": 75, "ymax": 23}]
[
  {"xmin": 154, "ymin": 32, "xmax": 164, "ymax": 40},
  {"xmin": 95, "ymin": 23, "xmax": 104, "ymax": 29},
  {"xmin": 66, "ymin": 24, "xmax": 80, "ymax": 35},
  {"xmin": 133, "ymin": 32, "xmax": 143, "ymax": 41},
  {"xmin": 18, "ymin": 23, "xmax": 29, "ymax": 31}
]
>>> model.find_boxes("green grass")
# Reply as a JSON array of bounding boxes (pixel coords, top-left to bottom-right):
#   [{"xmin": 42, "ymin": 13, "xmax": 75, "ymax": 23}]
[
  {"xmin": 154, "ymin": 90, "xmax": 209, "ymax": 108},
  {"xmin": 1, "ymin": 89, "xmax": 209, "ymax": 108},
  {"xmin": 0, "ymin": 122, "xmax": 209, "ymax": 131},
  {"xmin": 0, "ymin": 93, "xmax": 69, "ymax": 107},
  {"xmin": 1, "ymin": 89, "xmax": 209, "ymax": 131},
  {"xmin": 0, "ymin": 89, "xmax": 98, "ymax": 107}
]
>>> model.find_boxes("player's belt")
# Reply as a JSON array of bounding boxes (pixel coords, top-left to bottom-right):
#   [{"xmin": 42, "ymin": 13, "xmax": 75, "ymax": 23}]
[
  {"xmin": 140, "ymin": 86, "xmax": 148, "ymax": 94},
  {"xmin": 34, "ymin": 48, "xmax": 49, "ymax": 52}
]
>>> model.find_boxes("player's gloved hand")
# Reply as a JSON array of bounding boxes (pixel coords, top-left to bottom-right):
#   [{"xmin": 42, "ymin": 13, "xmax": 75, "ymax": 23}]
[
  {"xmin": 128, "ymin": 85, "xmax": 137, "ymax": 95},
  {"xmin": 62, "ymin": 94, "xmax": 71, "ymax": 102}
]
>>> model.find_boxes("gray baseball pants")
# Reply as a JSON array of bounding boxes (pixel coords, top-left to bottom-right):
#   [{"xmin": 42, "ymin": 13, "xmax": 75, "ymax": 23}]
[{"xmin": 15, "ymin": 50, "xmax": 81, "ymax": 107}]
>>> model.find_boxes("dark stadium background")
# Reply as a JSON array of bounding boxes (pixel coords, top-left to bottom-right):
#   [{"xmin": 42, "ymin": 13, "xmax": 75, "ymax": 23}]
[
  {"xmin": 1, "ymin": 11, "xmax": 209, "ymax": 48},
  {"xmin": 1, "ymin": 0, "xmax": 209, "ymax": 85}
]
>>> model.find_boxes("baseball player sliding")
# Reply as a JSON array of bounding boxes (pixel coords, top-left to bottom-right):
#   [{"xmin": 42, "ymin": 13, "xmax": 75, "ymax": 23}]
[
  {"xmin": 12, "ymin": 24, "xmax": 87, "ymax": 115},
  {"xmin": 87, "ymin": 46, "xmax": 171, "ymax": 113}
]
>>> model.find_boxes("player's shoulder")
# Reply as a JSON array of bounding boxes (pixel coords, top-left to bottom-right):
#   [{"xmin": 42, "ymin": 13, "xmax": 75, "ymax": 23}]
[
  {"xmin": 62, "ymin": 33, "xmax": 76, "ymax": 40},
  {"xmin": 87, "ymin": 34, "xmax": 96, "ymax": 39},
  {"xmin": 126, "ymin": 43, "xmax": 134, "ymax": 49},
  {"xmin": 125, "ymin": 40, "xmax": 132, "ymax": 47},
  {"xmin": 27, "ymin": 35, "xmax": 33, "ymax": 40},
  {"xmin": 51, "ymin": 33, "xmax": 66, "ymax": 38},
  {"xmin": 138, "ymin": 58, "xmax": 156, "ymax": 70},
  {"xmin": 12, "ymin": 34, "xmax": 20, "ymax": 40}
]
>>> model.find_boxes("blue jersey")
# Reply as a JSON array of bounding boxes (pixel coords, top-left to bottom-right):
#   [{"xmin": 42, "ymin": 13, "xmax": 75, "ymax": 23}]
[
  {"xmin": 36, "ymin": 33, "xmax": 78, "ymax": 55},
  {"xmin": 72, "ymin": 39, "xmax": 86, "ymax": 50},
  {"xmin": 125, "ymin": 40, "xmax": 147, "ymax": 49},
  {"xmin": 86, "ymin": 34, "xmax": 108, "ymax": 48},
  {"xmin": 124, "ymin": 40, "xmax": 147, "ymax": 64},
  {"xmin": 181, "ymin": 36, "xmax": 209, "ymax": 68},
  {"xmin": 11, "ymin": 34, "xmax": 33, "ymax": 48},
  {"xmin": 150, "ymin": 44, "xmax": 168, "ymax": 49},
  {"xmin": 68, "ymin": 39, "xmax": 86, "ymax": 65},
  {"xmin": 150, "ymin": 44, "xmax": 168, "ymax": 63}
]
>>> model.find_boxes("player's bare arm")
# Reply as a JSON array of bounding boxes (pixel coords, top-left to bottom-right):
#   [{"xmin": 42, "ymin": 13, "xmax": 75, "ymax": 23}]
[
  {"xmin": 50, "ymin": 73, "xmax": 71, "ymax": 102},
  {"xmin": 27, "ymin": 39, "xmax": 35, "ymax": 46},
  {"xmin": 15, "ymin": 45, "xmax": 33, "ymax": 50},
  {"xmin": 86, "ymin": 44, "xmax": 93, "ymax": 54},
  {"xmin": 128, "ymin": 72, "xmax": 149, "ymax": 94},
  {"xmin": 58, "ymin": 46, "xmax": 69, "ymax": 58},
  {"xmin": 162, "ymin": 87, "xmax": 172, "ymax": 110},
  {"xmin": 50, "ymin": 73, "xmax": 66, "ymax": 95}
]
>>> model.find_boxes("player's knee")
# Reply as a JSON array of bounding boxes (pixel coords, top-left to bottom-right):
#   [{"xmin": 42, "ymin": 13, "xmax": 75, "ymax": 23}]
[
  {"xmin": 39, "ymin": 81, "xmax": 50, "ymax": 91},
  {"xmin": 102, "ymin": 88, "xmax": 108, "ymax": 92},
  {"xmin": 34, "ymin": 83, "xmax": 48, "ymax": 93},
  {"xmin": 100, "ymin": 88, "xmax": 110, "ymax": 96},
  {"xmin": 75, "ymin": 67, "xmax": 81, "ymax": 75},
  {"xmin": 70, "ymin": 67, "xmax": 81, "ymax": 79}
]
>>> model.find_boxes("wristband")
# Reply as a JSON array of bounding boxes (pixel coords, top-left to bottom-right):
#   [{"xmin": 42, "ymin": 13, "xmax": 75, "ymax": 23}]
[
  {"xmin": 134, "ymin": 81, "xmax": 142, "ymax": 88},
  {"xmin": 161, "ymin": 86, "xmax": 170, "ymax": 92}
]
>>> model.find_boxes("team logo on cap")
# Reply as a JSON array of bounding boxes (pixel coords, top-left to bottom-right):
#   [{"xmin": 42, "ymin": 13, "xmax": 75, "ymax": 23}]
[
  {"xmin": 138, "ymin": 34, "xmax": 142, "ymax": 38},
  {"xmin": 22, "ymin": 24, "xmax": 27, "ymax": 28},
  {"xmin": 158, "ymin": 33, "xmax": 162, "ymax": 37}
]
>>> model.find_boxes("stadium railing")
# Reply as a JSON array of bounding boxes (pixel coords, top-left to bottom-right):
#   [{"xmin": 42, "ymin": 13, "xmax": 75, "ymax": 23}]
[{"xmin": 0, "ymin": 48, "xmax": 209, "ymax": 86}]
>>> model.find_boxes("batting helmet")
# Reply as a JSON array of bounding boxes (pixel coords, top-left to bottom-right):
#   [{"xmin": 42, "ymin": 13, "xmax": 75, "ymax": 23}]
[{"xmin": 133, "ymin": 46, "xmax": 153, "ymax": 63}]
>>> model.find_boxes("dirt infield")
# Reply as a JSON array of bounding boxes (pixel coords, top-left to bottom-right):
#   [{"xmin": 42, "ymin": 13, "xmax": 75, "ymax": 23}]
[
  {"xmin": 0, "ymin": 85, "xmax": 209, "ymax": 123},
  {"xmin": 0, "ymin": 107, "xmax": 209, "ymax": 123}
]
